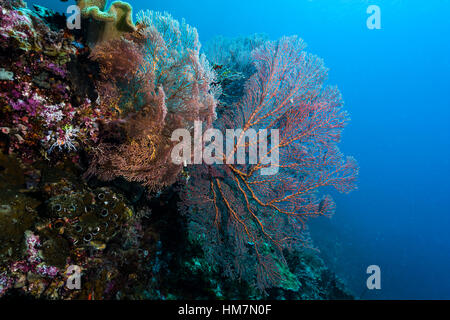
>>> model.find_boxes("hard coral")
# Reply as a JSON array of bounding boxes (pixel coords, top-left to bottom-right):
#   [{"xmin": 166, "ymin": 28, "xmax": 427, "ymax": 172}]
[
  {"xmin": 0, "ymin": 154, "xmax": 147, "ymax": 299},
  {"xmin": 0, "ymin": 154, "xmax": 39, "ymax": 265},
  {"xmin": 0, "ymin": 4, "xmax": 37, "ymax": 51}
]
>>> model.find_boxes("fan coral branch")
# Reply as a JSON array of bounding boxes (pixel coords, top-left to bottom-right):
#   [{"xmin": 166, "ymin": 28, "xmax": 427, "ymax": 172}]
[
  {"xmin": 86, "ymin": 11, "xmax": 218, "ymax": 191},
  {"xmin": 86, "ymin": 89, "xmax": 183, "ymax": 192},
  {"xmin": 182, "ymin": 36, "xmax": 358, "ymax": 291},
  {"xmin": 137, "ymin": 10, "xmax": 217, "ymax": 126}
]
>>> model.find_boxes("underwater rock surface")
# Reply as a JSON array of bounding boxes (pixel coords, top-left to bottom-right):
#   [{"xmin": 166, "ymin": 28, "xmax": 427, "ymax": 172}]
[{"xmin": 0, "ymin": 1, "xmax": 355, "ymax": 300}]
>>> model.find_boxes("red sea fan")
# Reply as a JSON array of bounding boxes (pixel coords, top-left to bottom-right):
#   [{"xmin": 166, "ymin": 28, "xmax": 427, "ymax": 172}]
[{"xmin": 181, "ymin": 36, "xmax": 358, "ymax": 291}]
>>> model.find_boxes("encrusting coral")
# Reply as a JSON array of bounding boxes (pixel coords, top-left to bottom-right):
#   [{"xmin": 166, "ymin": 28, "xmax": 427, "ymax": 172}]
[
  {"xmin": 0, "ymin": 1, "xmax": 102, "ymax": 161},
  {"xmin": 0, "ymin": 152, "xmax": 153, "ymax": 299}
]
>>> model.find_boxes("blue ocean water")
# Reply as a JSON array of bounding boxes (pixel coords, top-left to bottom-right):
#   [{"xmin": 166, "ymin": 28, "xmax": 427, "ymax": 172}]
[{"xmin": 39, "ymin": 0, "xmax": 450, "ymax": 299}]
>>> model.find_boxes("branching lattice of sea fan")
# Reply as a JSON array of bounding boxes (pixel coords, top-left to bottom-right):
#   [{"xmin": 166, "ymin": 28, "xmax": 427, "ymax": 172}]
[
  {"xmin": 86, "ymin": 13, "xmax": 219, "ymax": 191},
  {"xmin": 180, "ymin": 36, "xmax": 359, "ymax": 291}
]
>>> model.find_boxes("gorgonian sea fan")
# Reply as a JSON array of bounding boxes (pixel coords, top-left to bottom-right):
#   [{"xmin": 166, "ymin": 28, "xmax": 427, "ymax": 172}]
[
  {"xmin": 136, "ymin": 10, "xmax": 217, "ymax": 127},
  {"xmin": 203, "ymin": 33, "xmax": 269, "ymax": 74},
  {"xmin": 181, "ymin": 36, "xmax": 358, "ymax": 291},
  {"xmin": 86, "ymin": 11, "xmax": 219, "ymax": 192}
]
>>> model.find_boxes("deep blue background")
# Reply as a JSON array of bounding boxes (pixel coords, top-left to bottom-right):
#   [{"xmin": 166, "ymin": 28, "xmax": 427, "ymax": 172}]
[{"xmin": 37, "ymin": 0, "xmax": 450, "ymax": 299}]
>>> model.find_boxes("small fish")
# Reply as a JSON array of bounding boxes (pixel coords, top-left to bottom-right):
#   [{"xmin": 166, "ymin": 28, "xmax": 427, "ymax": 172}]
[
  {"xmin": 71, "ymin": 41, "xmax": 84, "ymax": 49},
  {"xmin": 89, "ymin": 241, "xmax": 106, "ymax": 250}
]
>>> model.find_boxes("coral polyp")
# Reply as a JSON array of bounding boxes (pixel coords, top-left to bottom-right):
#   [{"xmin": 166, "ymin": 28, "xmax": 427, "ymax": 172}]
[{"xmin": 46, "ymin": 187, "xmax": 133, "ymax": 249}]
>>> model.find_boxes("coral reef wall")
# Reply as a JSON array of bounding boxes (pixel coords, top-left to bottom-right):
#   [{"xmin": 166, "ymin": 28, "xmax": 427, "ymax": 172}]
[{"xmin": 0, "ymin": 1, "xmax": 356, "ymax": 300}]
